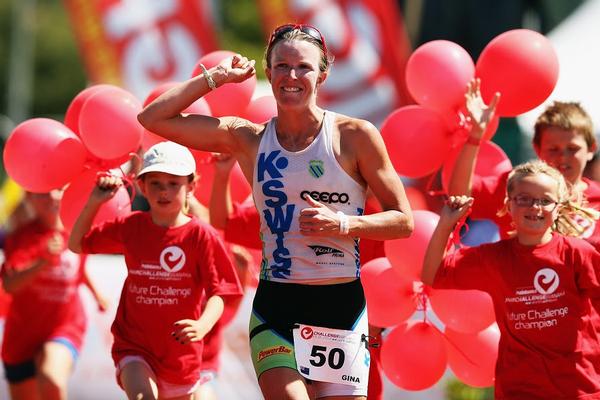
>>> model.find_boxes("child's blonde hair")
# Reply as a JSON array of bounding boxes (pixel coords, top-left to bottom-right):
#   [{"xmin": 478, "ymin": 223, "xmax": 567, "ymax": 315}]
[{"xmin": 499, "ymin": 160, "xmax": 599, "ymax": 236}]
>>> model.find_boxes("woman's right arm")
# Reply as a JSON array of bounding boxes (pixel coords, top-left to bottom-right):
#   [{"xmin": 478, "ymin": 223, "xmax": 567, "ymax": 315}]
[
  {"xmin": 137, "ymin": 55, "xmax": 256, "ymax": 154},
  {"xmin": 68, "ymin": 176, "xmax": 123, "ymax": 254},
  {"xmin": 421, "ymin": 196, "xmax": 473, "ymax": 286}
]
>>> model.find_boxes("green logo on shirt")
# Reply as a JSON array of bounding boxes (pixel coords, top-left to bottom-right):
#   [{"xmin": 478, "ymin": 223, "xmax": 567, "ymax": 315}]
[{"xmin": 308, "ymin": 160, "xmax": 324, "ymax": 178}]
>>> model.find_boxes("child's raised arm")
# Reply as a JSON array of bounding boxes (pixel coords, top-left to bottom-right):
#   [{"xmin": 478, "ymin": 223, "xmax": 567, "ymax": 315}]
[
  {"xmin": 421, "ymin": 196, "xmax": 473, "ymax": 285},
  {"xmin": 68, "ymin": 175, "xmax": 123, "ymax": 253},
  {"xmin": 447, "ymin": 79, "xmax": 500, "ymax": 196}
]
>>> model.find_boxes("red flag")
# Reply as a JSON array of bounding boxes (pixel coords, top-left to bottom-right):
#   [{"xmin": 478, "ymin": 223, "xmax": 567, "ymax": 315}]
[{"xmin": 63, "ymin": 0, "xmax": 220, "ymax": 100}]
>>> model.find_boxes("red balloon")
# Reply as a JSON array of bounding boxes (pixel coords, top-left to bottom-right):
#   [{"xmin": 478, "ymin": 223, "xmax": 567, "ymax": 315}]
[
  {"xmin": 406, "ymin": 40, "xmax": 475, "ymax": 112},
  {"xmin": 79, "ymin": 86, "xmax": 143, "ymax": 160},
  {"xmin": 64, "ymin": 84, "xmax": 114, "ymax": 134},
  {"xmin": 381, "ymin": 106, "xmax": 451, "ymax": 178},
  {"xmin": 441, "ymin": 139, "xmax": 512, "ymax": 194},
  {"xmin": 191, "ymin": 51, "xmax": 256, "ymax": 117},
  {"xmin": 429, "ymin": 289, "xmax": 495, "ymax": 333},
  {"xmin": 3, "ymin": 118, "xmax": 86, "ymax": 193},
  {"xmin": 243, "ymin": 95, "xmax": 277, "ymax": 123},
  {"xmin": 60, "ymin": 168, "xmax": 131, "ymax": 231},
  {"xmin": 385, "ymin": 210, "xmax": 439, "ymax": 279},
  {"xmin": 381, "ymin": 321, "xmax": 447, "ymax": 391},
  {"xmin": 194, "ymin": 157, "xmax": 251, "ymax": 206},
  {"xmin": 476, "ymin": 29, "xmax": 559, "ymax": 117},
  {"xmin": 405, "ymin": 186, "xmax": 429, "ymax": 210},
  {"xmin": 361, "ymin": 258, "xmax": 418, "ymax": 327},
  {"xmin": 445, "ymin": 324, "xmax": 500, "ymax": 387}
]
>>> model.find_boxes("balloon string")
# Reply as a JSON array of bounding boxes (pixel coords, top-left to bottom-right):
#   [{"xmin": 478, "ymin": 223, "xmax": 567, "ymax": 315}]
[
  {"xmin": 437, "ymin": 326, "xmax": 480, "ymax": 368},
  {"xmin": 448, "ymin": 209, "xmax": 472, "ymax": 252},
  {"xmin": 425, "ymin": 170, "xmax": 446, "ymax": 198},
  {"xmin": 415, "ymin": 284, "xmax": 428, "ymax": 323}
]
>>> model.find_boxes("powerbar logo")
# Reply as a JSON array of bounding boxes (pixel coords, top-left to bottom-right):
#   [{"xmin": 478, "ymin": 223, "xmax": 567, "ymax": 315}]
[
  {"xmin": 257, "ymin": 345, "xmax": 292, "ymax": 362},
  {"xmin": 308, "ymin": 245, "xmax": 344, "ymax": 257}
]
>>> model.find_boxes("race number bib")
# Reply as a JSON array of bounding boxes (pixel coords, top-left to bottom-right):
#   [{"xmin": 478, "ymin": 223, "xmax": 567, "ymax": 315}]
[{"xmin": 292, "ymin": 322, "xmax": 369, "ymax": 388}]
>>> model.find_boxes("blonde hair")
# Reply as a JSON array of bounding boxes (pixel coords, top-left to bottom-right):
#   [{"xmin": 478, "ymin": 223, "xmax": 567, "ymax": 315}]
[
  {"xmin": 533, "ymin": 101, "xmax": 595, "ymax": 149},
  {"xmin": 499, "ymin": 160, "xmax": 599, "ymax": 236}
]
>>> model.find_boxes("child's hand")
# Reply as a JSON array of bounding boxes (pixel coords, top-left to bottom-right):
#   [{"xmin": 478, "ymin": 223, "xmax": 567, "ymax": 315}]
[
  {"xmin": 441, "ymin": 195, "xmax": 474, "ymax": 225},
  {"xmin": 91, "ymin": 174, "xmax": 123, "ymax": 203},
  {"xmin": 465, "ymin": 78, "xmax": 500, "ymax": 138},
  {"xmin": 171, "ymin": 319, "xmax": 209, "ymax": 344},
  {"xmin": 212, "ymin": 152, "xmax": 236, "ymax": 175}
]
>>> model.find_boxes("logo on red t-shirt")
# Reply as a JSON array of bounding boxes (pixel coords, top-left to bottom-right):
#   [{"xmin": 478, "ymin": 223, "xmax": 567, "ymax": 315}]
[
  {"xmin": 533, "ymin": 268, "xmax": 559, "ymax": 295},
  {"xmin": 159, "ymin": 246, "xmax": 186, "ymax": 273}
]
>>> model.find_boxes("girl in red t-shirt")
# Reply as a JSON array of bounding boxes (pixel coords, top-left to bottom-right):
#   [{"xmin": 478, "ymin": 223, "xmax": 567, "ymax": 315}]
[
  {"xmin": 423, "ymin": 160, "xmax": 600, "ymax": 399},
  {"xmin": 1, "ymin": 189, "xmax": 107, "ymax": 400},
  {"xmin": 68, "ymin": 142, "xmax": 243, "ymax": 400}
]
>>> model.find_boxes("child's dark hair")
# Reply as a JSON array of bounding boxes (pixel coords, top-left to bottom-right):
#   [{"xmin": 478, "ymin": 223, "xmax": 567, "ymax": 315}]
[{"xmin": 533, "ymin": 102, "xmax": 595, "ymax": 149}]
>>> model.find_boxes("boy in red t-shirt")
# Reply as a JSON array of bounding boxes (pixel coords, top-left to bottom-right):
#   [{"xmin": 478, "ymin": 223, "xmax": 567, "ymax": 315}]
[
  {"xmin": 1, "ymin": 189, "xmax": 107, "ymax": 400},
  {"xmin": 68, "ymin": 142, "xmax": 243, "ymax": 400},
  {"xmin": 448, "ymin": 79, "xmax": 600, "ymax": 241},
  {"xmin": 423, "ymin": 160, "xmax": 600, "ymax": 399}
]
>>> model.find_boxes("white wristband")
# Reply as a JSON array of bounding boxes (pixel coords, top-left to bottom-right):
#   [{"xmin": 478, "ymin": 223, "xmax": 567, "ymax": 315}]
[
  {"xmin": 199, "ymin": 63, "xmax": 217, "ymax": 90},
  {"xmin": 337, "ymin": 211, "xmax": 350, "ymax": 235}
]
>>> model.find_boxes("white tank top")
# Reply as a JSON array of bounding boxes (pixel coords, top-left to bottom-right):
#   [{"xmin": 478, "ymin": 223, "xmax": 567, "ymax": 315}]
[{"xmin": 253, "ymin": 111, "xmax": 366, "ymax": 283}]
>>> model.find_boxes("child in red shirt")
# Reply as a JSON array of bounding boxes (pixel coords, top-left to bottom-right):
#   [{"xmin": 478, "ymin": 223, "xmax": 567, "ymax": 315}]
[
  {"xmin": 423, "ymin": 160, "xmax": 600, "ymax": 399},
  {"xmin": 68, "ymin": 142, "xmax": 243, "ymax": 400},
  {"xmin": 448, "ymin": 79, "xmax": 600, "ymax": 240},
  {"xmin": 1, "ymin": 189, "xmax": 107, "ymax": 400}
]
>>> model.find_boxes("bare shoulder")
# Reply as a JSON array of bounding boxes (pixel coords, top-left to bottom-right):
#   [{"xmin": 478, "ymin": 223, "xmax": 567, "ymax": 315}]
[{"xmin": 334, "ymin": 113, "xmax": 381, "ymax": 146}]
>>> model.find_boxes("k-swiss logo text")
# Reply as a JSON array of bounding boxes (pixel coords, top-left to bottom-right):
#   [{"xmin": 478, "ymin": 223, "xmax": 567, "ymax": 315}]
[
  {"xmin": 300, "ymin": 190, "xmax": 349, "ymax": 204},
  {"xmin": 534, "ymin": 268, "xmax": 559, "ymax": 295},
  {"xmin": 258, "ymin": 150, "xmax": 294, "ymax": 279},
  {"xmin": 159, "ymin": 246, "xmax": 186, "ymax": 273}
]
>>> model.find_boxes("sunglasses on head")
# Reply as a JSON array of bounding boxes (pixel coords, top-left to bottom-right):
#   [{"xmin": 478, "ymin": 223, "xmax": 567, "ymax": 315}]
[{"xmin": 268, "ymin": 23, "xmax": 328, "ymax": 55}]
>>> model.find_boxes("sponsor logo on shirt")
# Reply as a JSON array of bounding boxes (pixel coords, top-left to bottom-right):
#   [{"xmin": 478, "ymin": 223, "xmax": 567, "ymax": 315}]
[
  {"xmin": 258, "ymin": 150, "xmax": 294, "ymax": 279},
  {"xmin": 505, "ymin": 267, "xmax": 568, "ymax": 331},
  {"xmin": 257, "ymin": 345, "xmax": 292, "ymax": 362},
  {"xmin": 308, "ymin": 245, "xmax": 344, "ymax": 258},
  {"xmin": 300, "ymin": 190, "xmax": 349, "ymax": 204},
  {"xmin": 308, "ymin": 159, "xmax": 324, "ymax": 178},
  {"xmin": 533, "ymin": 268, "xmax": 559, "ymax": 295},
  {"xmin": 159, "ymin": 246, "xmax": 186, "ymax": 273}
]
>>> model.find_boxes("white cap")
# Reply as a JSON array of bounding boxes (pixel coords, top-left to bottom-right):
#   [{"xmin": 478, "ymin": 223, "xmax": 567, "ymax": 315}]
[{"xmin": 137, "ymin": 141, "xmax": 196, "ymax": 178}]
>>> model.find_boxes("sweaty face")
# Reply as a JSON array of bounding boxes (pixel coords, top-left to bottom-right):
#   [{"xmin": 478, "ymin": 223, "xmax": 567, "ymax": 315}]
[
  {"xmin": 266, "ymin": 40, "xmax": 324, "ymax": 109},
  {"xmin": 535, "ymin": 127, "xmax": 595, "ymax": 185},
  {"xmin": 508, "ymin": 174, "xmax": 560, "ymax": 238}
]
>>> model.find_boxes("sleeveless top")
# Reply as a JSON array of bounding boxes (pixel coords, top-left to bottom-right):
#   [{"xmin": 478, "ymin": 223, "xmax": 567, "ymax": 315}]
[{"xmin": 252, "ymin": 111, "xmax": 366, "ymax": 283}]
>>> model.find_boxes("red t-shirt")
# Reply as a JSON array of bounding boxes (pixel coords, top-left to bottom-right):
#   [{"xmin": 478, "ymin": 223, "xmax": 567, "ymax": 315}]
[
  {"xmin": 434, "ymin": 234, "xmax": 600, "ymax": 399},
  {"xmin": 81, "ymin": 212, "xmax": 243, "ymax": 386},
  {"xmin": 472, "ymin": 174, "xmax": 600, "ymax": 241},
  {"xmin": 1, "ymin": 221, "xmax": 87, "ymax": 364}
]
